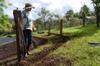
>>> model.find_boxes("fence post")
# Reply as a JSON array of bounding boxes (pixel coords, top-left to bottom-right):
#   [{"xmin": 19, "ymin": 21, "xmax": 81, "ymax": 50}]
[
  {"xmin": 60, "ymin": 19, "xmax": 63, "ymax": 36},
  {"xmin": 48, "ymin": 19, "xmax": 51, "ymax": 36},
  {"xmin": 13, "ymin": 10, "xmax": 21, "ymax": 62}
]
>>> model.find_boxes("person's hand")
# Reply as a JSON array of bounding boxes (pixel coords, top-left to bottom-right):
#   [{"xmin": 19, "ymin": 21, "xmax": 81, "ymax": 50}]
[
  {"xmin": 32, "ymin": 27, "xmax": 37, "ymax": 32},
  {"xmin": 34, "ymin": 27, "xmax": 37, "ymax": 31}
]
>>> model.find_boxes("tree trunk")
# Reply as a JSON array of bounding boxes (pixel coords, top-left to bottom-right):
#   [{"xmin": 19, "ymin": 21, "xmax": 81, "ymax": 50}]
[
  {"xmin": 95, "ymin": 7, "xmax": 100, "ymax": 27},
  {"xmin": 82, "ymin": 12, "xmax": 86, "ymax": 27},
  {"xmin": 82, "ymin": 18, "xmax": 86, "ymax": 27},
  {"xmin": 96, "ymin": 14, "xmax": 99, "ymax": 27}
]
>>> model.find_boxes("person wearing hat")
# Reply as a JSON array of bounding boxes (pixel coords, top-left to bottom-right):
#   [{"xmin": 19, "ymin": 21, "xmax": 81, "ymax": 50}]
[{"xmin": 21, "ymin": 3, "xmax": 37, "ymax": 56}]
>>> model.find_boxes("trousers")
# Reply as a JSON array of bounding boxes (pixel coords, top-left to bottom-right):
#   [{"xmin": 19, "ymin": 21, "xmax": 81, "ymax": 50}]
[{"xmin": 23, "ymin": 29, "xmax": 32, "ymax": 51}]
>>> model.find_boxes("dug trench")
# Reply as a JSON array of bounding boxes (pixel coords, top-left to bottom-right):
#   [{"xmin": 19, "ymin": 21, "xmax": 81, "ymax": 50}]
[
  {"xmin": 19, "ymin": 35, "xmax": 71, "ymax": 66},
  {"xmin": 0, "ymin": 35, "xmax": 71, "ymax": 66}
]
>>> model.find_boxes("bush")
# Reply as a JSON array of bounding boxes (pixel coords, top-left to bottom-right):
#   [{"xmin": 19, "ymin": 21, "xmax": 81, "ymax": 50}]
[{"xmin": 0, "ymin": 15, "xmax": 12, "ymax": 32}]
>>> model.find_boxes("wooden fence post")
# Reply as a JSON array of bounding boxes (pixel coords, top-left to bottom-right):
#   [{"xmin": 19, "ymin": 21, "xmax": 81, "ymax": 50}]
[
  {"xmin": 13, "ymin": 10, "xmax": 21, "ymax": 62},
  {"xmin": 48, "ymin": 19, "xmax": 51, "ymax": 36},
  {"xmin": 60, "ymin": 19, "xmax": 63, "ymax": 36}
]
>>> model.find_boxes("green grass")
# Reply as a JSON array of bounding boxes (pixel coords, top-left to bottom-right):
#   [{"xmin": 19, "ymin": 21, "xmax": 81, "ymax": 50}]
[
  {"xmin": 30, "ymin": 24, "xmax": 100, "ymax": 66},
  {"xmin": 0, "ymin": 33, "xmax": 16, "ymax": 38},
  {"xmin": 63, "ymin": 25, "xmax": 99, "ymax": 36},
  {"xmin": 1, "ymin": 24, "xmax": 100, "ymax": 66},
  {"xmin": 50, "ymin": 24, "xmax": 100, "ymax": 66}
]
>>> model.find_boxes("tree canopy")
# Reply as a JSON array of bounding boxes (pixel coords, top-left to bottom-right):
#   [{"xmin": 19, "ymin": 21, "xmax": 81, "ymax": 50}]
[{"xmin": 0, "ymin": 0, "xmax": 12, "ymax": 32}]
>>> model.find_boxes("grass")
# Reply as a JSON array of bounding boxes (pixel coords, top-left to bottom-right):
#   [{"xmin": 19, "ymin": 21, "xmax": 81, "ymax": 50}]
[
  {"xmin": 50, "ymin": 24, "xmax": 100, "ymax": 66},
  {"xmin": 1, "ymin": 24, "xmax": 100, "ymax": 66},
  {"xmin": 51, "ymin": 38, "xmax": 100, "ymax": 66},
  {"xmin": 29, "ymin": 24, "xmax": 100, "ymax": 66}
]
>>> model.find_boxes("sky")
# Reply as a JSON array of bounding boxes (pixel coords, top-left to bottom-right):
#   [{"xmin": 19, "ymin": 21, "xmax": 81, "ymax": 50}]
[{"xmin": 4, "ymin": 0, "xmax": 94, "ymax": 18}]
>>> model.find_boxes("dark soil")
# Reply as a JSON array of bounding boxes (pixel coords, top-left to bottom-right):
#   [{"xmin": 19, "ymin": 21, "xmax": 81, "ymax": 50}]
[
  {"xmin": 0, "ymin": 35, "xmax": 71, "ymax": 66},
  {"xmin": 19, "ymin": 36, "xmax": 71, "ymax": 66}
]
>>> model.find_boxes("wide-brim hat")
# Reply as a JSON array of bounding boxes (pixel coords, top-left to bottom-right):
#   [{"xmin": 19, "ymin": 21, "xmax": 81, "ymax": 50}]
[{"xmin": 24, "ymin": 3, "xmax": 35, "ymax": 9}]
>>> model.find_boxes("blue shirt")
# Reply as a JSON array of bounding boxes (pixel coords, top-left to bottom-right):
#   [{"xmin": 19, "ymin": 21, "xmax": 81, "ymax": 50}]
[{"xmin": 22, "ymin": 10, "xmax": 33, "ymax": 30}]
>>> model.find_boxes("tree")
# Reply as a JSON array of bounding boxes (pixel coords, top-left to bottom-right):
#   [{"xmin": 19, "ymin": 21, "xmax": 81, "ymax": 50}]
[
  {"xmin": 80, "ymin": 5, "xmax": 90, "ymax": 26},
  {"xmin": 91, "ymin": 0, "xmax": 100, "ymax": 27},
  {"xmin": 82, "ymin": 5, "xmax": 90, "ymax": 16},
  {"xmin": 38, "ymin": 8, "xmax": 50, "ymax": 30},
  {"xmin": 0, "ymin": 0, "xmax": 12, "ymax": 32},
  {"xmin": 47, "ymin": 15, "xmax": 52, "ymax": 35},
  {"xmin": 65, "ymin": 9, "xmax": 74, "ymax": 21},
  {"xmin": 0, "ymin": 15, "xmax": 12, "ymax": 31},
  {"xmin": 0, "ymin": 0, "xmax": 4, "ymax": 16},
  {"xmin": 73, "ymin": 12, "xmax": 80, "ymax": 18}
]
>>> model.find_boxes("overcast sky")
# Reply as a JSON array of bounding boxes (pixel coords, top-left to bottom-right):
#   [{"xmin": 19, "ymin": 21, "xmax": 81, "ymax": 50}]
[{"xmin": 4, "ymin": 0, "xmax": 94, "ymax": 18}]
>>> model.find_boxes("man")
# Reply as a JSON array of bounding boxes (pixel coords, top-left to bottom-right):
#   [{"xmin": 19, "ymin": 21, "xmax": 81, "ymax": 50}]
[{"xmin": 22, "ymin": 3, "xmax": 37, "ymax": 56}]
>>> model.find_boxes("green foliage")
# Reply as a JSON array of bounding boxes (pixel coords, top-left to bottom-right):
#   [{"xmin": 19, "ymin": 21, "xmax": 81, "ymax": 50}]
[
  {"xmin": 0, "ymin": 0, "xmax": 4, "ymax": 2},
  {"xmin": 37, "ymin": 8, "xmax": 62, "ymax": 31},
  {"xmin": 38, "ymin": 8, "xmax": 50, "ymax": 22},
  {"xmin": 80, "ymin": 5, "xmax": 91, "ymax": 16},
  {"xmin": 91, "ymin": 0, "xmax": 100, "ymax": 27},
  {"xmin": 79, "ymin": 5, "xmax": 90, "ymax": 26},
  {"xmin": 66, "ymin": 10, "xmax": 74, "ymax": 16},
  {"xmin": 92, "ymin": 0, "xmax": 100, "ymax": 4},
  {"xmin": 65, "ymin": 9, "xmax": 74, "ymax": 20},
  {"xmin": 73, "ymin": 12, "xmax": 80, "ymax": 18},
  {"xmin": 0, "ymin": 15, "xmax": 12, "ymax": 32},
  {"xmin": 0, "ymin": 0, "xmax": 12, "ymax": 32},
  {"xmin": 0, "ymin": 2, "xmax": 4, "ymax": 15}
]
